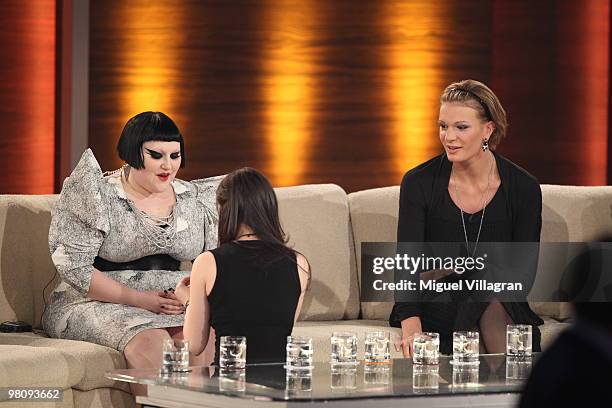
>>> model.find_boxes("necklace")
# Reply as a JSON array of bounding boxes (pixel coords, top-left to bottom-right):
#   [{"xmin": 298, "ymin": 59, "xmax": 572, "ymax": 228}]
[
  {"xmin": 236, "ymin": 233, "xmax": 257, "ymax": 240},
  {"xmin": 128, "ymin": 201, "xmax": 177, "ymax": 249},
  {"xmin": 121, "ymin": 167, "xmax": 178, "ymax": 250},
  {"xmin": 452, "ymin": 155, "xmax": 495, "ymax": 257}
]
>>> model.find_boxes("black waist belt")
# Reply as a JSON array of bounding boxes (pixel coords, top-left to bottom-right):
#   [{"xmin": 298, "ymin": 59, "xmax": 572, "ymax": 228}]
[{"xmin": 93, "ymin": 254, "xmax": 181, "ymax": 272}]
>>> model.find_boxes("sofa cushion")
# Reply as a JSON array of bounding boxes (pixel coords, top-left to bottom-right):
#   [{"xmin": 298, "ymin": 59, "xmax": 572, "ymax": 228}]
[
  {"xmin": 1, "ymin": 185, "xmax": 360, "ymax": 327},
  {"xmin": 0, "ymin": 195, "xmax": 59, "ymax": 328},
  {"xmin": 532, "ymin": 185, "xmax": 612, "ymax": 320},
  {"xmin": 276, "ymin": 184, "xmax": 360, "ymax": 320},
  {"xmin": 0, "ymin": 344, "xmax": 82, "ymax": 390},
  {"xmin": 348, "ymin": 186, "xmax": 398, "ymax": 321},
  {"xmin": 540, "ymin": 185, "xmax": 612, "ymax": 242},
  {"xmin": 0, "ymin": 333, "xmax": 128, "ymax": 392},
  {"xmin": 73, "ymin": 388, "xmax": 134, "ymax": 408}
]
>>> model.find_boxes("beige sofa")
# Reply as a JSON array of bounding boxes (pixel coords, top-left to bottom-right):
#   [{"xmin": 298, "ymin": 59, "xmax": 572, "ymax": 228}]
[{"xmin": 1, "ymin": 184, "xmax": 611, "ymax": 408}]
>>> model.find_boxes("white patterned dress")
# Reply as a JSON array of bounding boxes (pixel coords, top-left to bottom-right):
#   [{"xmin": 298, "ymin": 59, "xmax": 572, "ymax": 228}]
[{"xmin": 42, "ymin": 149, "xmax": 223, "ymax": 351}]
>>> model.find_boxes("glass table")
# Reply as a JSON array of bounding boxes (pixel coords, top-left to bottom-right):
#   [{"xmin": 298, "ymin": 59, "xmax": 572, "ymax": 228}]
[{"xmin": 107, "ymin": 354, "xmax": 536, "ymax": 408}]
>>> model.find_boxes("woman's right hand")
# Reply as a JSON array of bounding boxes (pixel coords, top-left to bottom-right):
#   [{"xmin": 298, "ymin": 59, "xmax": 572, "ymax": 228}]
[
  {"xmin": 135, "ymin": 290, "xmax": 184, "ymax": 315},
  {"xmin": 398, "ymin": 316, "xmax": 423, "ymax": 358}
]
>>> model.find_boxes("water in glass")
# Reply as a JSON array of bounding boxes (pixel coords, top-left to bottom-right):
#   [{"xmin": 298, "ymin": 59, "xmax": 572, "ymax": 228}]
[
  {"xmin": 286, "ymin": 336, "xmax": 313, "ymax": 370},
  {"xmin": 220, "ymin": 336, "xmax": 247, "ymax": 369},
  {"xmin": 506, "ymin": 325, "xmax": 532, "ymax": 356},
  {"xmin": 364, "ymin": 331, "xmax": 390, "ymax": 365},
  {"xmin": 453, "ymin": 331, "xmax": 479, "ymax": 365},
  {"xmin": 412, "ymin": 332, "xmax": 439, "ymax": 365},
  {"xmin": 330, "ymin": 332, "xmax": 358, "ymax": 365},
  {"xmin": 161, "ymin": 339, "xmax": 190, "ymax": 373}
]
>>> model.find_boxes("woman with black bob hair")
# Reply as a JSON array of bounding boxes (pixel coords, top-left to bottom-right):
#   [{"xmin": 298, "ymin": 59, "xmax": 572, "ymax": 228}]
[
  {"xmin": 174, "ymin": 167, "xmax": 310, "ymax": 363},
  {"xmin": 43, "ymin": 111, "xmax": 223, "ymax": 394},
  {"xmin": 117, "ymin": 111, "xmax": 187, "ymax": 170}
]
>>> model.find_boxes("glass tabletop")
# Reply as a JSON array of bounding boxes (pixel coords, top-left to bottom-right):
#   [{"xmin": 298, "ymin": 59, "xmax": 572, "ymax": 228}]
[{"xmin": 107, "ymin": 354, "xmax": 536, "ymax": 402}]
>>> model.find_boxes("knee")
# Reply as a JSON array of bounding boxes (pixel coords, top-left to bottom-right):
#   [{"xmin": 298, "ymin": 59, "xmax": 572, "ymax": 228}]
[{"xmin": 124, "ymin": 329, "xmax": 170, "ymax": 365}]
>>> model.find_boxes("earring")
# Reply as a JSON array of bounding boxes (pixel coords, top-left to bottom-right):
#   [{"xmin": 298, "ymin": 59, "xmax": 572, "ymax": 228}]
[{"xmin": 481, "ymin": 139, "xmax": 489, "ymax": 152}]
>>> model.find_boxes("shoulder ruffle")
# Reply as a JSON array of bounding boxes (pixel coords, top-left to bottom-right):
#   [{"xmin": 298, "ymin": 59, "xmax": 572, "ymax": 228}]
[
  {"xmin": 191, "ymin": 175, "xmax": 225, "ymax": 204},
  {"xmin": 55, "ymin": 149, "xmax": 109, "ymax": 233}
]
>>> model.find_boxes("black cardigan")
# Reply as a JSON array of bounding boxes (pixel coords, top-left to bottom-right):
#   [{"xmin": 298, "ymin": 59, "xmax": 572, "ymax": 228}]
[{"xmin": 389, "ymin": 152, "xmax": 544, "ymax": 325}]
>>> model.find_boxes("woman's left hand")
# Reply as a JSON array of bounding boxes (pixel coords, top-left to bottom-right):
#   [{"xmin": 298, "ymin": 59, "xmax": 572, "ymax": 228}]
[{"xmin": 174, "ymin": 276, "xmax": 191, "ymax": 306}]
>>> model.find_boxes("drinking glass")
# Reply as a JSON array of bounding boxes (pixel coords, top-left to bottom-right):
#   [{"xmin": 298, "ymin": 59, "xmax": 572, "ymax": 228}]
[
  {"xmin": 330, "ymin": 366, "xmax": 357, "ymax": 390},
  {"xmin": 218, "ymin": 368, "xmax": 246, "ymax": 392},
  {"xmin": 330, "ymin": 332, "xmax": 358, "ymax": 365},
  {"xmin": 364, "ymin": 365, "xmax": 391, "ymax": 386},
  {"xmin": 506, "ymin": 324, "xmax": 532, "ymax": 356},
  {"xmin": 364, "ymin": 331, "xmax": 390, "ymax": 365},
  {"xmin": 161, "ymin": 339, "xmax": 190, "ymax": 374},
  {"xmin": 286, "ymin": 370, "xmax": 313, "ymax": 395},
  {"xmin": 286, "ymin": 336, "xmax": 313, "ymax": 370},
  {"xmin": 220, "ymin": 336, "xmax": 247, "ymax": 369},
  {"xmin": 452, "ymin": 331, "xmax": 479, "ymax": 366},
  {"xmin": 412, "ymin": 332, "xmax": 439, "ymax": 365},
  {"xmin": 412, "ymin": 365, "xmax": 439, "ymax": 392},
  {"xmin": 452, "ymin": 365, "xmax": 479, "ymax": 387},
  {"xmin": 506, "ymin": 356, "xmax": 533, "ymax": 382}
]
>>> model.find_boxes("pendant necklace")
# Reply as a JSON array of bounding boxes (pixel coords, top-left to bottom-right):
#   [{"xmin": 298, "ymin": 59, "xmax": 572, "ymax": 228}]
[
  {"xmin": 236, "ymin": 233, "xmax": 257, "ymax": 240},
  {"xmin": 452, "ymin": 155, "xmax": 495, "ymax": 257}
]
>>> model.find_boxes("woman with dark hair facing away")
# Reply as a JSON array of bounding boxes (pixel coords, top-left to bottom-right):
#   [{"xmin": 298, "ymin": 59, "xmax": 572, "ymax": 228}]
[
  {"xmin": 43, "ymin": 112, "xmax": 223, "ymax": 388},
  {"xmin": 390, "ymin": 79, "xmax": 544, "ymax": 356},
  {"xmin": 174, "ymin": 167, "xmax": 310, "ymax": 363}
]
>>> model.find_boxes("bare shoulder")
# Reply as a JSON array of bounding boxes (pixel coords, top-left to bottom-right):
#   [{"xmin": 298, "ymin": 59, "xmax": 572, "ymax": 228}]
[
  {"xmin": 295, "ymin": 252, "xmax": 310, "ymax": 291},
  {"xmin": 295, "ymin": 252, "xmax": 309, "ymax": 271},
  {"xmin": 192, "ymin": 251, "xmax": 217, "ymax": 278}
]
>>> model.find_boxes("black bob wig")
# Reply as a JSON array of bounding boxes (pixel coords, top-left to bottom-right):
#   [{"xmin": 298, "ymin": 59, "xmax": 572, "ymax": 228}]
[{"xmin": 116, "ymin": 111, "xmax": 185, "ymax": 169}]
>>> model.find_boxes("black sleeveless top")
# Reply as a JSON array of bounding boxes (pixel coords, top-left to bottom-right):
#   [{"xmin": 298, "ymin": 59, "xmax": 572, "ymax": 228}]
[{"xmin": 209, "ymin": 241, "xmax": 301, "ymax": 364}]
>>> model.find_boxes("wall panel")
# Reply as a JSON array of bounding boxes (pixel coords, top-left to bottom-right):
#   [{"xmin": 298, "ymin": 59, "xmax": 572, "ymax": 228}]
[
  {"xmin": 0, "ymin": 1, "xmax": 55, "ymax": 194},
  {"xmin": 492, "ymin": 0, "xmax": 609, "ymax": 185},
  {"xmin": 88, "ymin": 0, "xmax": 610, "ymax": 191}
]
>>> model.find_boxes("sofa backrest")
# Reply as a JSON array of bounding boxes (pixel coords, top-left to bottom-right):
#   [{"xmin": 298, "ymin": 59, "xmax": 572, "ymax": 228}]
[
  {"xmin": 0, "ymin": 195, "xmax": 59, "ymax": 328},
  {"xmin": 537, "ymin": 185, "xmax": 612, "ymax": 319},
  {"xmin": 540, "ymin": 185, "xmax": 612, "ymax": 241},
  {"xmin": 3, "ymin": 183, "xmax": 609, "ymax": 327},
  {"xmin": 276, "ymin": 184, "xmax": 360, "ymax": 320},
  {"xmin": 348, "ymin": 186, "xmax": 398, "ymax": 321},
  {"xmin": 0, "ymin": 184, "xmax": 360, "ymax": 328},
  {"xmin": 348, "ymin": 185, "xmax": 612, "ymax": 321}
]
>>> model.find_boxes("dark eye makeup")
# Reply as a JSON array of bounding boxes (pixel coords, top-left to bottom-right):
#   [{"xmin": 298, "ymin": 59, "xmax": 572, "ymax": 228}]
[
  {"xmin": 145, "ymin": 149, "xmax": 162, "ymax": 159},
  {"xmin": 145, "ymin": 148, "xmax": 181, "ymax": 160}
]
